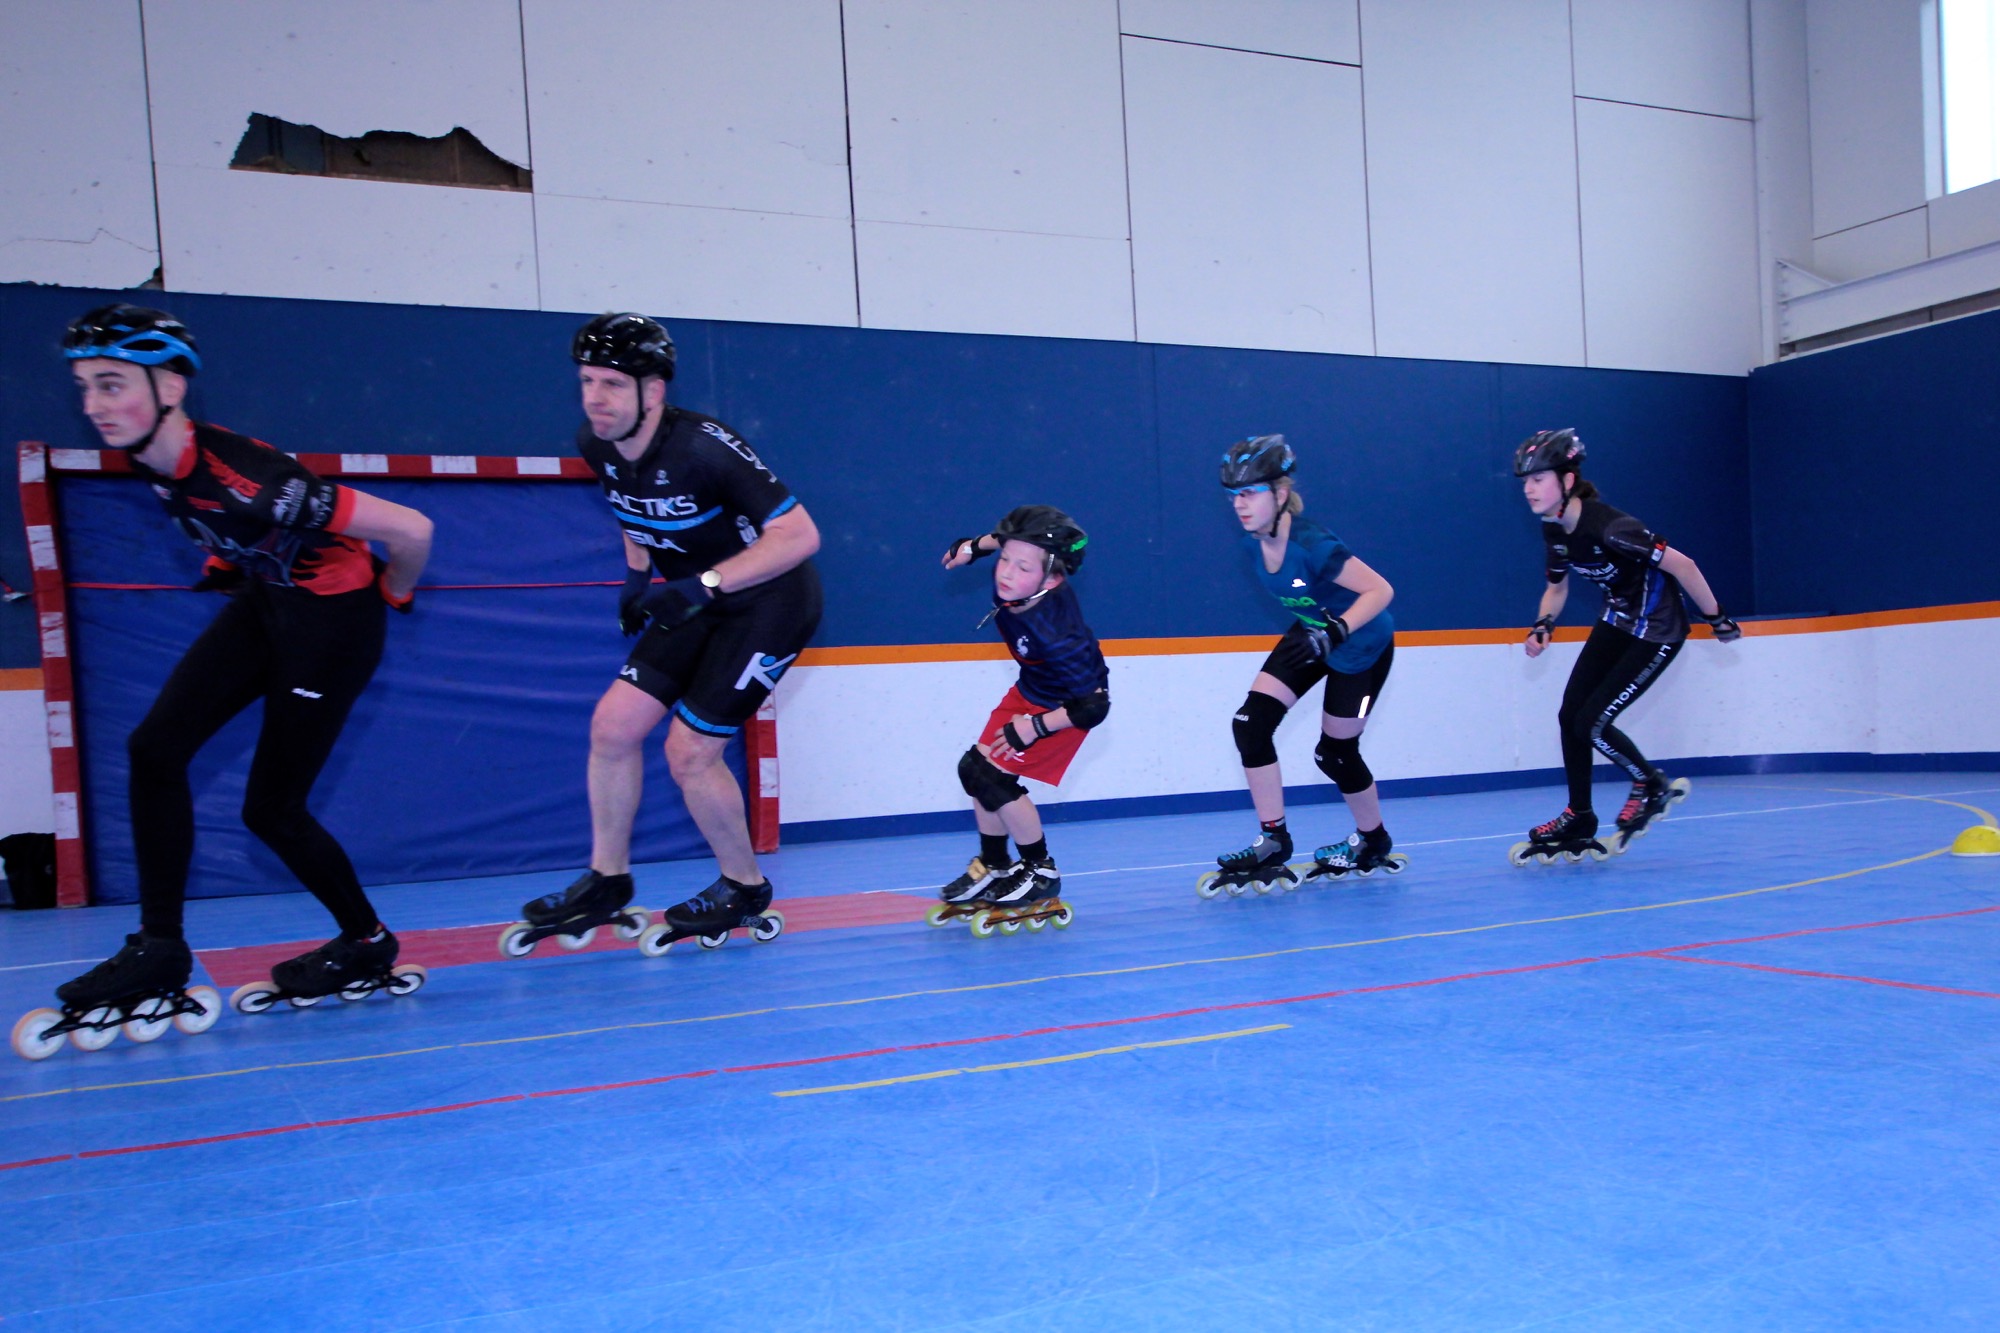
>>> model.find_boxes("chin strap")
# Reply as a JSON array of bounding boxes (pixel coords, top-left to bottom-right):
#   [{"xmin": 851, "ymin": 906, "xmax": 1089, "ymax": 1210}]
[
  {"xmin": 117, "ymin": 368, "xmax": 176, "ymax": 453},
  {"xmin": 611, "ymin": 377, "xmax": 654, "ymax": 444}
]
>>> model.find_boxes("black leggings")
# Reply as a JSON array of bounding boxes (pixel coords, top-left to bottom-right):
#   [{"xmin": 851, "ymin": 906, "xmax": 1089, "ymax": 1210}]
[
  {"xmin": 127, "ymin": 584, "xmax": 386, "ymax": 939},
  {"xmin": 1559, "ymin": 622, "xmax": 1683, "ymax": 813}
]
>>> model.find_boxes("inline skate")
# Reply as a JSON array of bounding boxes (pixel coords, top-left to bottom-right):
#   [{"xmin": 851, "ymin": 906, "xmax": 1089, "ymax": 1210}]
[
  {"xmin": 968, "ymin": 858, "xmax": 1073, "ymax": 938},
  {"xmin": 637, "ymin": 877, "xmax": 784, "ymax": 956},
  {"xmin": 499, "ymin": 870, "xmax": 652, "ymax": 958},
  {"xmin": 1302, "ymin": 828, "xmax": 1410, "ymax": 884},
  {"xmin": 927, "ymin": 856, "xmax": 1014, "ymax": 927},
  {"xmin": 1507, "ymin": 807, "xmax": 1611, "ymax": 866},
  {"xmin": 1196, "ymin": 828, "xmax": 1300, "ymax": 898},
  {"xmin": 12, "ymin": 933, "xmax": 221, "ymax": 1061},
  {"xmin": 1614, "ymin": 774, "xmax": 1691, "ymax": 851},
  {"xmin": 231, "ymin": 929, "xmax": 426, "ymax": 1013}
]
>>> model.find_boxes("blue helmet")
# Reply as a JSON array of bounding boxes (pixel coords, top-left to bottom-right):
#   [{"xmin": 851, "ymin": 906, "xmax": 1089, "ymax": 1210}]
[
  {"xmin": 62, "ymin": 304, "xmax": 201, "ymax": 376},
  {"xmin": 1219, "ymin": 435, "xmax": 1296, "ymax": 489}
]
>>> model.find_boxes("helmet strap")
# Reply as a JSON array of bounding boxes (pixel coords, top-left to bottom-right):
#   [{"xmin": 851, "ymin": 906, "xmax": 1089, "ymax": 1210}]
[
  {"xmin": 611, "ymin": 375, "xmax": 653, "ymax": 444},
  {"xmin": 116, "ymin": 366, "xmax": 175, "ymax": 453}
]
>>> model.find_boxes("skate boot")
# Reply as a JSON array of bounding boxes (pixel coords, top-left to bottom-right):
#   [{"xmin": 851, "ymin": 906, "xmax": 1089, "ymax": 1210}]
[
  {"xmin": 1508, "ymin": 807, "xmax": 1611, "ymax": 866},
  {"xmin": 637, "ymin": 876, "xmax": 785, "ymax": 956},
  {"xmin": 969, "ymin": 858, "xmax": 1073, "ymax": 937},
  {"xmin": 1613, "ymin": 774, "xmax": 1691, "ymax": 851},
  {"xmin": 232, "ymin": 928, "xmax": 426, "ymax": 1014},
  {"xmin": 1304, "ymin": 827, "xmax": 1410, "ymax": 883},
  {"xmin": 927, "ymin": 856, "xmax": 1016, "ymax": 927},
  {"xmin": 13, "ymin": 933, "xmax": 221, "ymax": 1062},
  {"xmin": 500, "ymin": 870, "xmax": 650, "ymax": 958},
  {"xmin": 1196, "ymin": 827, "xmax": 1300, "ymax": 899}
]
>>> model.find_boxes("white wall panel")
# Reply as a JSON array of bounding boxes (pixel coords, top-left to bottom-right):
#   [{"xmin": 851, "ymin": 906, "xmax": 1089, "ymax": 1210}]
[
  {"xmin": 845, "ymin": 0, "xmax": 1128, "ymax": 239},
  {"xmin": 156, "ymin": 167, "xmax": 538, "ymax": 308},
  {"xmin": 0, "ymin": 689, "xmax": 54, "ymax": 840},
  {"xmin": 1360, "ymin": 0, "xmax": 1586, "ymax": 367},
  {"xmin": 1752, "ymin": 0, "xmax": 1815, "ymax": 363},
  {"xmin": 1572, "ymin": 0, "xmax": 1752, "ymax": 119},
  {"xmin": 1119, "ymin": 0, "xmax": 1358, "ymax": 63},
  {"xmin": 143, "ymin": 0, "xmax": 529, "ymax": 169},
  {"xmin": 855, "ymin": 222, "xmax": 1133, "ymax": 340},
  {"xmin": 523, "ymin": 0, "xmax": 850, "ymax": 218},
  {"xmin": 1927, "ymin": 177, "xmax": 2000, "ymax": 259},
  {"xmin": 1805, "ymin": 0, "xmax": 1927, "ymax": 237},
  {"xmin": 1124, "ymin": 38, "xmax": 1371, "ymax": 354},
  {"xmin": 1811, "ymin": 208, "xmax": 1928, "ymax": 282},
  {"xmin": 537, "ymin": 195, "xmax": 856, "ymax": 326},
  {"xmin": 0, "ymin": 4, "xmax": 158, "ymax": 288},
  {"xmin": 1577, "ymin": 100, "xmax": 1760, "ymax": 375}
]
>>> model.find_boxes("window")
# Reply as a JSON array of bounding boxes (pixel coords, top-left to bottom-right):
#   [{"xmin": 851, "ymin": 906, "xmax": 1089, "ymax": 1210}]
[{"xmin": 1939, "ymin": 0, "xmax": 2000, "ymax": 193}]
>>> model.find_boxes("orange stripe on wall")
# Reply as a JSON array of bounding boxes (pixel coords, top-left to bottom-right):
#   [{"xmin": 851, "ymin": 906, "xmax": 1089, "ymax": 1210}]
[
  {"xmin": 0, "ymin": 668, "xmax": 45, "ymax": 691},
  {"xmin": 791, "ymin": 600, "xmax": 2000, "ymax": 668}
]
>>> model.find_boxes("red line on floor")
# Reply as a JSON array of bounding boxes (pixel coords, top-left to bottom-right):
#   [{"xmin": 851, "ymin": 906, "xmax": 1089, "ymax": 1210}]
[
  {"xmin": 1649, "ymin": 903, "xmax": 2000, "ymax": 956},
  {"xmin": 1654, "ymin": 953, "xmax": 2000, "ymax": 999}
]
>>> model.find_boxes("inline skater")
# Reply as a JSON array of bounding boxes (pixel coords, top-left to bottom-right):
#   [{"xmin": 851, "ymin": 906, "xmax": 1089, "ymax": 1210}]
[
  {"xmin": 1201, "ymin": 435, "xmax": 1403, "ymax": 899},
  {"xmin": 1510, "ymin": 428, "xmax": 1741, "ymax": 864},
  {"xmin": 17, "ymin": 305, "xmax": 435, "ymax": 1057},
  {"xmin": 509, "ymin": 313, "xmax": 821, "ymax": 959},
  {"xmin": 932, "ymin": 506, "xmax": 1109, "ymax": 936}
]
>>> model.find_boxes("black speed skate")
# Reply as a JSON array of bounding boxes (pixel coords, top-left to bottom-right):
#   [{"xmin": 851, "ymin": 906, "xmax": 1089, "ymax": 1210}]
[
  {"xmin": 1614, "ymin": 775, "xmax": 1691, "ymax": 851},
  {"xmin": 638, "ymin": 877, "xmax": 784, "ymax": 956},
  {"xmin": 927, "ymin": 856, "xmax": 1015, "ymax": 927},
  {"xmin": 1196, "ymin": 829, "xmax": 1300, "ymax": 899},
  {"xmin": 1508, "ymin": 807, "xmax": 1611, "ymax": 866},
  {"xmin": 232, "ymin": 929, "xmax": 426, "ymax": 1014},
  {"xmin": 499, "ymin": 870, "xmax": 651, "ymax": 958},
  {"xmin": 1303, "ymin": 828, "xmax": 1410, "ymax": 883},
  {"xmin": 968, "ymin": 858, "xmax": 1073, "ymax": 938},
  {"xmin": 12, "ymin": 933, "xmax": 221, "ymax": 1062}
]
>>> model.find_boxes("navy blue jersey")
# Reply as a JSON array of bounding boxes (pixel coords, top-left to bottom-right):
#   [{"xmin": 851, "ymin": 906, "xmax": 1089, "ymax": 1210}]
[
  {"xmin": 994, "ymin": 580, "xmax": 1109, "ymax": 710},
  {"xmin": 1543, "ymin": 500, "xmax": 1687, "ymax": 644},
  {"xmin": 1244, "ymin": 515, "xmax": 1392, "ymax": 674},
  {"xmin": 578, "ymin": 408, "xmax": 800, "ymax": 585}
]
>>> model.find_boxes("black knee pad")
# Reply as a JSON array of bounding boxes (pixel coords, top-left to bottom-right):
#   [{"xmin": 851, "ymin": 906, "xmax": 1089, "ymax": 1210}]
[
  {"xmin": 1231, "ymin": 692, "xmax": 1287, "ymax": 769},
  {"xmin": 958, "ymin": 747, "xmax": 1026, "ymax": 813},
  {"xmin": 1314, "ymin": 732, "xmax": 1374, "ymax": 795}
]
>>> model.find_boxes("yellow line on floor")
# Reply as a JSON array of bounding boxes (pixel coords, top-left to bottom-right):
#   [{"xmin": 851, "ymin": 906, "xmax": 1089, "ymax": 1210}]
[{"xmin": 773, "ymin": 1023, "xmax": 1291, "ymax": 1097}]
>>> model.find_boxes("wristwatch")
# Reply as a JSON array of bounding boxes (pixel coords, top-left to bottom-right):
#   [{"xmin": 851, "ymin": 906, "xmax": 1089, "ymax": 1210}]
[{"xmin": 699, "ymin": 568, "xmax": 723, "ymax": 594}]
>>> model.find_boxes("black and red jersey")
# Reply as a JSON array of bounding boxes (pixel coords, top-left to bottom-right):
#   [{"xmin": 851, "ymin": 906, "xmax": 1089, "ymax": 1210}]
[
  {"xmin": 577, "ymin": 408, "xmax": 800, "ymax": 585},
  {"xmin": 129, "ymin": 421, "xmax": 373, "ymax": 594},
  {"xmin": 1542, "ymin": 499, "xmax": 1688, "ymax": 644}
]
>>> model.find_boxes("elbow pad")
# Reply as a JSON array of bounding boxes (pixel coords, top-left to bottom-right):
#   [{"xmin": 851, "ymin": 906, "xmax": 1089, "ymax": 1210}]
[{"xmin": 1065, "ymin": 691, "xmax": 1109, "ymax": 731}]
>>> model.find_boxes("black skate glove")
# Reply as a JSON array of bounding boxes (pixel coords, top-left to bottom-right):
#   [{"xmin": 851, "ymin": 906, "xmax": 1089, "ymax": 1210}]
[
  {"xmin": 946, "ymin": 535, "xmax": 991, "ymax": 564},
  {"xmin": 1305, "ymin": 617, "xmax": 1348, "ymax": 661},
  {"xmin": 1528, "ymin": 614, "xmax": 1556, "ymax": 646},
  {"xmin": 190, "ymin": 556, "xmax": 245, "ymax": 594},
  {"xmin": 1002, "ymin": 713, "xmax": 1052, "ymax": 753},
  {"xmin": 640, "ymin": 575, "xmax": 714, "ymax": 628},
  {"xmin": 1704, "ymin": 609, "xmax": 1742, "ymax": 643},
  {"xmin": 619, "ymin": 565, "xmax": 651, "ymax": 636}
]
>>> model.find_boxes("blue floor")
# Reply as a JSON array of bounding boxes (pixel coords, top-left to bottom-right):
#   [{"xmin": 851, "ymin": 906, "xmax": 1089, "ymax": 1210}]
[{"xmin": 4, "ymin": 773, "xmax": 1999, "ymax": 1331}]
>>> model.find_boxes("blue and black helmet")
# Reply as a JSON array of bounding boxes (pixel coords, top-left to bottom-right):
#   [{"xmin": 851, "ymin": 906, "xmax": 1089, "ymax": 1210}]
[
  {"xmin": 62, "ymin": 304, "xmax": 201, "ymax": 377},
  {"xmin": 572, "ymin": 312, "xmax": 676, "ymax": 382},
  {"xmin": 1219, "ymin": 434, "xmax": 1296, "ymax": 489}
]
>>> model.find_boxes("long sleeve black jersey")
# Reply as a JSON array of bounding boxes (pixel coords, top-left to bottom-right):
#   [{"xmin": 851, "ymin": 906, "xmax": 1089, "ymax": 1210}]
[{"xmin": 1542, "ymin": 499, "xmax": 1689, "ymax": 644}]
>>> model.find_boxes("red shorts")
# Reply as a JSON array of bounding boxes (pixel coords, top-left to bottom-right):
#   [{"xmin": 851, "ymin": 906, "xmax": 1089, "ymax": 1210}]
[{"xmin": 978, "ymin": 684, "xmax": 1089, "ymax": 787}]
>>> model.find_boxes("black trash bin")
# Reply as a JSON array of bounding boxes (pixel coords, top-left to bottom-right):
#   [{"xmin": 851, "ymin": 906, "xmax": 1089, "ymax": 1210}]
[{"xmin": 0, "ymin": 833, "xmax": 57, "ymax": 910}]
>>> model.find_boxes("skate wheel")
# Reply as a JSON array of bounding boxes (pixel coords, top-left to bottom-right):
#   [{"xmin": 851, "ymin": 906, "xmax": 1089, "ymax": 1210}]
[
  {"xmin": 998, "ymin": 916, "xmax": 1023, "ymax": 935},
  {"xmin": 1051, "ymin": 904, "xmax": 1074, "ymax": 929},
  {"xmin": 71, "ymin": 1008, "xmax": 121, "ymax": 1052},
  {"xmin": 286, "ymin": 993, "xmax": 322, "ymax": 1009},
  {"xmin": 230, "ymin": 982, "xmax": 279, "ymax": 1015},
  {"xmin": 750, "ymin": 912, "xmax": 784, "ymax": 943},
  {"xmin": 557, "ymin": 926, "xmax": 597, "ymax": 951},
  {"xmin": 613, "ymin": 907, "xmax": 652, "ymax": 941},
  {"xmin": 176, "ymin": 987, "xmax": 222, "ymax": 1036},
  {"xmin": 1561, "ymin": 849, "xmax": 1582, "ymax": 863},
  {"xmin": 924, "ymin": 903, "xmax": 955, "ymax": 927},
  {"xmin": 1385, "ymin": 855, "xmax": 1409, "ymax": 874},
  {"xmin": 1586, "ymin": 845, "xmax": 1611, "ymax": 863},
  {"xmin": 122, "ymin": 995, "xmax": 176, "ymax": 1043},
  {"xmin": 386, "ymin": 964, "xmax": 427, "ymax": 997},
  {"xmin": 697, "ymin": 930, "xmax": 730, "ymax": 950},
  {"xmin": 1025, "ymin": 914, "xmax": 1048, "ymax": 931},
  {"xmin": 636, "ymin": 923, "xmax": 674, "ymax": 957},
  {"xmin": 11, "ymin": 1008, "xmax": 67, "ymax": 1062},
  {"xmin": 497, "ymin": 922, "xmax": 537, "ymax": 960},
  {"xmin": 1194, "ymin": 871, "xmax": 1222, "ymax": 901},
  {"xmin": 968, "ymin": 911, "xmax": 998, "ymax": 939},
  {"xmin": 1250, "ymin": 877, "xmax": 1272, "ymax": 895},
  {"xmin": 1507, "ymin": 841, "xmax": 1534, "ymax": 868}
]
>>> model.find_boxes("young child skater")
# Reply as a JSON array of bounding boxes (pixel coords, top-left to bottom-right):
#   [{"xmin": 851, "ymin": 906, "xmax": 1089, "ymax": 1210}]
[
  {"xmin": 1200, "ymin": 435, "xmax": 1404, "ymax": 899},
  {"xmin": 1510, "ymin": 428, "xmax": 1741, "ymax": 864},
  {"xmin": 931, "ymin": 506, "xmax": 1110, "ymax": 936}
]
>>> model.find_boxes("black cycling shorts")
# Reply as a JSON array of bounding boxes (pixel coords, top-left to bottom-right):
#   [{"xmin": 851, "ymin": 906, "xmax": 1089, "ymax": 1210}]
[
  {"xmin": 620, "ymin": 563, "xmax": 823, "ymax": 735},
  {"xmin": 1258, "ymin": 622, "xmax": 1394, "ymax": 720}
]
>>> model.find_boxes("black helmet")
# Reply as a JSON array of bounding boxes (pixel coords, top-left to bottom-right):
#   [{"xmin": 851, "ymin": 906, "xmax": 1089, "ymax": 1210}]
[
  {"xmin": 1513, "ymin": 428, "xmax": 1585, "ymax": 477},
  {"xmin": 571, "ymin": 312, "xmax": 676, "ymax": 382},
  {"xmin": 1219, "ymin": 434, "xmax": 1295, "ymax": 489},
  {"xmin": 62, "ymin": 304, "xmax": 201, "ymax": 376},
  {"xmin": 992, "ymin": 504, "xmax": 1088, "ymax": 575}
]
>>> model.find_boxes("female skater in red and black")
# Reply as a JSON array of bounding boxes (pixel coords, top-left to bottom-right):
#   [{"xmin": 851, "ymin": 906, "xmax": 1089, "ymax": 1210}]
[{"xmin": 1510, "ymin": 429, "xmax": 1740, "ymax": 864}]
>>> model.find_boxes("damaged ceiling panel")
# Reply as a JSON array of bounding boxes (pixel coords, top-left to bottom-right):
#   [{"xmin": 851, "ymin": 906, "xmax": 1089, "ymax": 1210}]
[
  {"xmin": 142, "ymin": 0, "xmax": 530, "ymax": 172},
  {"xmin": 0, "ymin": 4, "xmax": 160, "ymax": 288}
]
